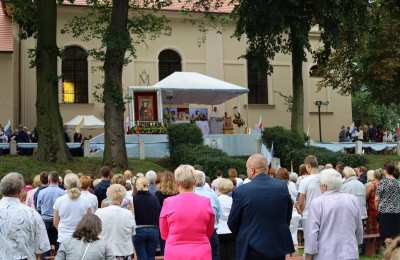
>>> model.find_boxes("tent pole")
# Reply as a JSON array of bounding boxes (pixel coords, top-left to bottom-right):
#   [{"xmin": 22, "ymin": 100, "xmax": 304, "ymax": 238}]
[{"xmin": 158, "ymin": 89, "xmax": 163, "ymax": 124}]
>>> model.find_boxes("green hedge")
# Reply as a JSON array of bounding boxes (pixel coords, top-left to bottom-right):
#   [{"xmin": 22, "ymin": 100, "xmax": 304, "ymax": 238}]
[
  {"xmin": 167, "ymin": 124, "xmax": 246, "ymax": 179},
  {"xmin": 167, "ymin": 123, "xmax": 203, "ymax": 159},
  {"xmin": 262, "ymin": 126, "xmax": 305, "ymax": 163},
  {"xmin": 173, "ymin": 144, "xmax": 246, "ymax": 179},
  {"xmin": 286, "ymin": 147, "xmax": 367, "ymax": 171},
  {"xmin": 262, "ymin": 126, "xmax": 367, "ymax": 170}
]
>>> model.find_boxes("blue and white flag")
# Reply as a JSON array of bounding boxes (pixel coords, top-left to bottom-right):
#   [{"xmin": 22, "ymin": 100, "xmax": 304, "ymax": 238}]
[
  {"xmin": 261, "ymin": 142, "xmax": 274, "ymax": 166},
  {"xmin": 3, "ymin": 120, "xmax": 12, "ymax": 138}
]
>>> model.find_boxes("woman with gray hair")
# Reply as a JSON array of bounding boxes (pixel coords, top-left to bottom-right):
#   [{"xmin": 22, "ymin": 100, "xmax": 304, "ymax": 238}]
[
  {"xmin": 53, "ymin": 173, "xmax": 92, "ymax": 244},
  {"xmin": 95, "ymin": 184, "xmax": 136, "ymax": 259},
  {"xmin": 341, "ymin": 166, "xmax": 368, "ymax": 221},
  {"xmin": 304, "ymin": 169, "xmax": 363, "ymax": 260}
]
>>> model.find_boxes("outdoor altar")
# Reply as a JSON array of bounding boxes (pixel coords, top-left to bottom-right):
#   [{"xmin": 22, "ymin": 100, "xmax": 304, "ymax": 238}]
[
  {"xmin": 86, "ymin": 72, "xmax": 261, "ymax": 158},
  {"xmin": 127, "ymin": 72, "xmax": 248, "ymax": 135}
]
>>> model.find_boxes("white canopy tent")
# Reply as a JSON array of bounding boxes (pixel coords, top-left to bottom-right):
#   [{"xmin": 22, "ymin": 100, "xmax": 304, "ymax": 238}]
[
  {"xmin": 65, "ymin": 115, "xmax": 105, "ymax": 129},
  {"xmin": 128, "ymin": 72, "xmax": 249, "ymax": 125},
  {"xmin": 155, "ymin": 72, "xmax": 249, "ymax": 105}
]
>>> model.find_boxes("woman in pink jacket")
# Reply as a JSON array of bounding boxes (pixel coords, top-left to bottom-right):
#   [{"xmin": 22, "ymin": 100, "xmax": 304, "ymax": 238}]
[{"xmin": 160, "ymin": 165, "xmax": 215, "ymax": 260}]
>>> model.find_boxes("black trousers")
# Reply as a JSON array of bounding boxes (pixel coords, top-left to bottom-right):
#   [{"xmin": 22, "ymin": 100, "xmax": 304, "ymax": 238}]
[
  {"xmin": 218, "ymin": 233, "xmax": 235, "ymax": 260},
  {"xmin": 42, "ymin": 219, "xmax": 59, "ymax": 260},
  {"xmin": 246, "ymin": 247, "xmax": 285, "ymax": 260},
  {"xmin": 210, "ymin": 230, "xmax": 220, "ymax": 260},
  {"xmin": 44, "ymin": 219, "xmax": 58, "ymax": 247}
]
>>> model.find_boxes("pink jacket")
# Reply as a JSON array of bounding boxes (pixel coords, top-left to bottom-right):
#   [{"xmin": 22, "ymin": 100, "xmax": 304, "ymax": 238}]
[{"xmin": 160, "ymin": 192, "xmax": 215, "ymax": 260}]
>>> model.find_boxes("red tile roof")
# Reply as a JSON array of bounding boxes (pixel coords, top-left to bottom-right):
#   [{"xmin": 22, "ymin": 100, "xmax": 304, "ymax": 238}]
[
  {"xmin": 0, "ymin": 0, "xmax": 13, "ymax": 52},
  {"xmin": 0, "ymin": 0, "xmax": 233, "ymax": 53},
  {"xmin": 63, "ymin": 0, "xmax": 234, "ymax": 13}
]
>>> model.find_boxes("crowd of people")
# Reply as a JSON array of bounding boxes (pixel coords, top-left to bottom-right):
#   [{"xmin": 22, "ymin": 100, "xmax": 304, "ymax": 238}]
[
  {"xmin": 338, "ymin": 124, "xmax": 400, "ymax": 143},
  {"xmin": 0, "ymin": 124, "xmax": 85, "ymax": 144},
  {"xmin": 1, "ymin": 153, "xmax": 400, "ymax": 260}
]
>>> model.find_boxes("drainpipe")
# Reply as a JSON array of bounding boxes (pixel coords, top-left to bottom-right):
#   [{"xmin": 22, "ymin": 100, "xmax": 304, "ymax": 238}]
[{"xmin": 17, "ymin": 28, "xmax": 21, "ymax": 126}]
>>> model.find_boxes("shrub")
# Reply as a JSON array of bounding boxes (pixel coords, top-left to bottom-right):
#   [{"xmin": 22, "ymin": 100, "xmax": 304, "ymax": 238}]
[
  {"xmin": 167, "ymin": 123, "xmax": 203, "ymax": 160},
  {"xmin": 285, "ymin": 147, "xmax": 367, "ymax": 172},
  {"xmin": 262, "ymin": 127, "xmax": 306, "ymax": 163},
  {"xmin": 166, "ymin": 124, "xmax": 245, "ymax": 178},
  {"xmin": 173, "ymin": 144, "xmax": 246, "ymax": 179},
  {"xmin": 262, "ymin": 126, "xmax": 367, "ymax": 171}
]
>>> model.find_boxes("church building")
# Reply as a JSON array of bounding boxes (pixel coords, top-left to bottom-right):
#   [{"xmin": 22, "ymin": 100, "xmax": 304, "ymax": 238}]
[{"xmin": 0, "ymin": 0, "xmax": 352, "ymax": 141}]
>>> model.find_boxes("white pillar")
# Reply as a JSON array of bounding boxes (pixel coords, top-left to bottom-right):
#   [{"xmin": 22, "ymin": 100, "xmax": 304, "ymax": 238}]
[
  {"xmin": 83, "ymin": 140, "xmax": 90, "ymax": 157},
  {"xmin": 139, "ymin": 141, "xmax": 145, "ymax": 160},
  {"xmin": 10, "ymin": 140, "xmax": 17, "ymax": 155},
  {"xmin": 355, "ymin": 141, "xmax": 363, "ymax": 155}
]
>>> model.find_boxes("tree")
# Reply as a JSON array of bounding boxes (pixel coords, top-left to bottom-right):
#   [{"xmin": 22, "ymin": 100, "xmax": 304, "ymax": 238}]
[
  {"xmin": 5, "ymin": 0, "xmax": 71, "ymax": 162},
  {"xmin": 101, "ymin": 0, "xmax": 131, "ymax": 169},
  {"xmin": 319, "ymin": 0, "xmax": 400, "ymax": 105},
  {"xmin": 352, "ymin": 89, "xmax": 400, "ymax": 129},
  {"xmin": 232, "ymin": 0, "xmax": 368, "ymax": 136},
  {"xmin": 64, "ymin": 0, "xmax": 221, "ymax": 169},
  {"xmin": 63, "ymin": 0, "xmax": 173, "ymax": 169}
]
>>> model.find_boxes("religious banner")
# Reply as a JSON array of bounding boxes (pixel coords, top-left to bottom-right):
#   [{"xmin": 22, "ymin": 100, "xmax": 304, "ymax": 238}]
[{"xmin": 134, "ymin": 92, "xmax": 158, "ymax": 122}]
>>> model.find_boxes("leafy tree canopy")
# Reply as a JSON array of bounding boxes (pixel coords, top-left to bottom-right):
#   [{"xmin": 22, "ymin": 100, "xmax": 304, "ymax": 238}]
[
  {"xmin": 352, "ymin": 89, "xmax": 400, "ymax": 130},
  {"xmin": 232, "ymin": 0, "xmax": 368, "ymax": 71},
  {"xmin": 318, "ymin": 0, "xmax": 400, "ymax": 105}
]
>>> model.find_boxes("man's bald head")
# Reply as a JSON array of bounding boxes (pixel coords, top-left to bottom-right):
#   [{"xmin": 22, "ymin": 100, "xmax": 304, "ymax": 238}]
[{"xmin": 247, "ymin": 153, "xmax": 268, "ymax": 179}]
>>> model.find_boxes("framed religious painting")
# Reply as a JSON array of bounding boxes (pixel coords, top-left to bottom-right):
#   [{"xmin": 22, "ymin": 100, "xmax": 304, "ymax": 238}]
[{"xmin": 134, "ymin": 92, "xmax": 158, "ymax": 122}]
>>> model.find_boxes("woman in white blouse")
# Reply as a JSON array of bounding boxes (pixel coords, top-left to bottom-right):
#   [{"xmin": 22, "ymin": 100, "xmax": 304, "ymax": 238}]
[
  {"xmin": 216, "ymin": 178, "xmax": 235, "ymax": 260},
  {"xmin": 95, "ymin": 184, "xmax": 136, "ymax": 259},
  {"xmin": 54, "ymin": 173, "xmax": 92, "ymax": 244}
]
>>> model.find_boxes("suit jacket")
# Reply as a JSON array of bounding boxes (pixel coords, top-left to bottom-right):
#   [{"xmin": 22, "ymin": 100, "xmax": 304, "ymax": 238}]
[{"xmin": 228, "ymin": 173, "xmax": 294, "ymax": 260}]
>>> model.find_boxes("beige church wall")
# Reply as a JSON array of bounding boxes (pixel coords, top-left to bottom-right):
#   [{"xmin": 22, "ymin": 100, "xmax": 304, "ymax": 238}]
[
  {"xmin": 0, "ymin": 53, "xmax": 16, "ymax": 126},
  {"xmin": 135, "ymin": 19, "xmax": 207, "ymax": 64},
  {"xmin": 15, "ymin": 6, "xmax": 353, "ymax": 141},
  {"xmin": 20, "ymin": 37, "xmax": 36, "ymax": 128}
]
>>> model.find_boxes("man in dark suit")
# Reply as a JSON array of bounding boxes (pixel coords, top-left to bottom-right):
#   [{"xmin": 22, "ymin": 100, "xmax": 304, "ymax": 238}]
[{"xmin": 228, "ymin": 153, "xmax": 294, "ymax": 260}]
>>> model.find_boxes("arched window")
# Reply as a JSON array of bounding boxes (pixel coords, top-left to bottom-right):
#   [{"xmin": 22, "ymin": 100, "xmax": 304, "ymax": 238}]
[
  {"xmin": 158, "ymin": 49, "xmax": 182, "ymax": 80},
  {"xmin": 62, "ymin": 46, "xmax": 88, "ymax": 103},
  {"xmin": 246, "ymin": 52, "xmax": 268, "ymax": 104}
]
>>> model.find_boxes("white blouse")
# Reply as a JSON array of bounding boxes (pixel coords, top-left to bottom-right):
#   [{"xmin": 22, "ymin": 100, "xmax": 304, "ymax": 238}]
[
  {"xmin": 0, "ymin": 197, "xmax": 50, "ymax": 259},
  {"xmin": 95, "ymin": 205, "xmax": 136, "ymax": 257},
  {"xmin": 216, "ymin": 194, "xmax": 232, "ymax": 235}
]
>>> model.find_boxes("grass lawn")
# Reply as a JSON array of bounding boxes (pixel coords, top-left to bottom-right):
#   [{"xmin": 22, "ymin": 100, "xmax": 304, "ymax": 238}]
[
  {"xmin": 365, "ymin": 154, "xmax": 400, "ymax": 169},
  {"xmin": 297, "ymin": 249, "xmax": 382, "ymax": 259},
  {"xmin": 0, "ymin": 156, "xmax": 165, "ymax": 181},
  {"xmin": 360, "ymin": 255, "xmax": 383, "ymax": 260}
]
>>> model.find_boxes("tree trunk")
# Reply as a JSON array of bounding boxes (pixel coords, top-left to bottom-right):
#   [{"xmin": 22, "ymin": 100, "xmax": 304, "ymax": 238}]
[
  {"xmin": 103, "ymin": 0, "xmax": 129, "ymax": 169},
  {"xmin": 290, "ymin": 29, "xmax": 305, "ymax": 137},
  {"xmin": 36, "ymin": 0, "xmax": 71, "ymax": 162}
]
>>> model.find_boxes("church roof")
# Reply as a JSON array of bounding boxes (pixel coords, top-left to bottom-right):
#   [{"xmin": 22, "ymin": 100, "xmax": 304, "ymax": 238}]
[
  {"xmin": 0, "ymin": 0, "xmax": 13, "ymax": 52},
  {"xmin": 63, "ymin": 0, "xmax": 233, "ymax": 13}
]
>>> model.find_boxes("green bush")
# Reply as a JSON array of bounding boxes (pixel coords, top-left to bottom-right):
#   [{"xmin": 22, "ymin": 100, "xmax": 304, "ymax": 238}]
[
  {"xmin": 286, "ymin": 147, "xmax": 367, "ymax": 171},
  {"xmin": 173, "ymin": 144, "xmax": 246, "ymax": 179},
  {"xmin": 262, "ymin": 126, "xmax": 306, "ymax": 163},
  {"xmin": 262, "ymin": 126, "xmax": 367, "ymax": 171},
  {"xmin": 166, "ymin": 123, "xmax": 245, "ymax": 178},
  {"xmin": 167, "ymin": 123, "xmax": 203, "ymax": 161}
]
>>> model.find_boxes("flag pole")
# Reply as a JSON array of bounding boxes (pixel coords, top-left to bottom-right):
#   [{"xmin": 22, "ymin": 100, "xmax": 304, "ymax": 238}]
[{"xmin": 291, "ymin": 161, "xmax": 293, "ymax": 173}]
